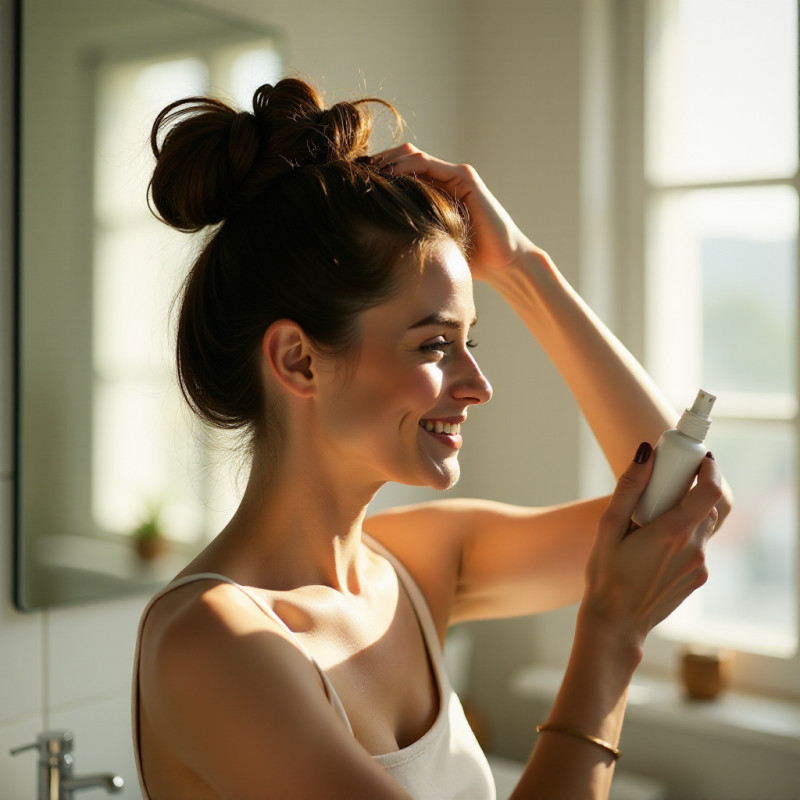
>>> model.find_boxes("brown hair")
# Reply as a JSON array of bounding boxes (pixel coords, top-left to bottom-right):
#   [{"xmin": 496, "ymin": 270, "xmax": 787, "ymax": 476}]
[{"xmin": 149, "ymin": 78, "xmax": 467, "ymax": 451}]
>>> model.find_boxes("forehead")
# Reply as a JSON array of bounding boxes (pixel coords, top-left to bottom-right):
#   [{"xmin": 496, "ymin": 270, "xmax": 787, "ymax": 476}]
[{"xmin": 388, "ymin": 240, "xmax": 476, "ymax": 324}]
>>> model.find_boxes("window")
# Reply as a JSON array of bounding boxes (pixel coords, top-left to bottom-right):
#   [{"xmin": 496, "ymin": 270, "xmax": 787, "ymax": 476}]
[
  {"xmin": 91, "ymin": 41, "xmax": 281, "ymax": 546},
  {"xmin": 623, "ymin": 0, "xmax": 799, "ymax": 692}
]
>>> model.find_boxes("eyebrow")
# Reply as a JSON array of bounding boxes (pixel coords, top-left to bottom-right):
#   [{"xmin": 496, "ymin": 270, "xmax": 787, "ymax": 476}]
[{"xmin": 408, "ymin": 312, "xmax": 478, "ymax": 331}]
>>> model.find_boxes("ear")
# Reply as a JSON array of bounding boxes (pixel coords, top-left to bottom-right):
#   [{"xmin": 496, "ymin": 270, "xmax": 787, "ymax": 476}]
[{"xmin": 261, "ymin": 320, "xmax": 316, "ymax": 398}]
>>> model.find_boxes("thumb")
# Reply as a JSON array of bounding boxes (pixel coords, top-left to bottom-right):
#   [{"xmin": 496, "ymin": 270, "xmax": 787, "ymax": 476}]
[{"xmin": 600, "ymin": 442, "xmax": 654, "ymax": 539}]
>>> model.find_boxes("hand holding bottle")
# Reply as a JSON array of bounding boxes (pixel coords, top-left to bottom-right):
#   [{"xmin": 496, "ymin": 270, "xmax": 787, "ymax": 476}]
[
  {"xmin": 581, "ymin": 443, "xmax": 722, "ymax": 651},
  {"xmin": 632, "ymin": 390, "xmax": 716, "ymax": 527}
]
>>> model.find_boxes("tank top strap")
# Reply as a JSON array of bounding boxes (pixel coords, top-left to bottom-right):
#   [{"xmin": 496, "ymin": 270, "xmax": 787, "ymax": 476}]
[{"xmin": 362, "ymin": 534, "xmax": 448, "ymax": 682}]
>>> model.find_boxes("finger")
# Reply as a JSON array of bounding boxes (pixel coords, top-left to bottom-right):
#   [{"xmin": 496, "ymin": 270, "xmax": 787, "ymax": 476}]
[
  {"xmin": 668, "ymin": 455, "xmax": 723, "ymax": 531},
  {"xmin": 372, "ymin": 145, "xmax": 466, "ymax": 186},
  {"xmin": 371, "ymin": 143, "xmax": 419, "ymax": 163},
  {"xmin": 599, "ymin": 442, "xmax": 654, "ymax": 540}
]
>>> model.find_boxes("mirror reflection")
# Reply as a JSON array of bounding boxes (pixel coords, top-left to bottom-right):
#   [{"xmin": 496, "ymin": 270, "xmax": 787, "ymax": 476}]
[{"xmin": 16, "ymin": 0, "xmax": 283, "ymax": 609}]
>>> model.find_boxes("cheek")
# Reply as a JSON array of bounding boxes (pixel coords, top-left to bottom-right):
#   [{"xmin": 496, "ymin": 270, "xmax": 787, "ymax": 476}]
[
  {"xmin": 415, "ymin": 365, "xmax": 444, "ymax": 404},
  {"xmin": 389, "ymin": 363, "xmax": 442, "ymax": 410},
  {"xmin": 351, "ymin": 365, "xmax": 443, "ymax": 432}
]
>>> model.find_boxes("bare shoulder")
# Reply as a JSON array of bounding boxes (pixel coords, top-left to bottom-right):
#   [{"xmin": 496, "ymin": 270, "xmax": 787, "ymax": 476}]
[
  {"xmin": 138, "ymin": 580, "xmax": 410, "ymax": 799},
  {"xmin": 139, "ymin": 580, "xmax": 323, "ymax": 733},
  {"xmin": 141, "ymin": 580, "xmax": 266, "ymax": 656},
  {"xmin": 138, "ymin": 582, "xmax": 320, "ymax": 791}
]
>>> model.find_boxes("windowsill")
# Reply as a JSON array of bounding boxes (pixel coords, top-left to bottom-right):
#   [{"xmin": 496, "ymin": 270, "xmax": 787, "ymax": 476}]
[{"xmin": 510, "ymin": 664, "xmax": 800, "ymax": 755}]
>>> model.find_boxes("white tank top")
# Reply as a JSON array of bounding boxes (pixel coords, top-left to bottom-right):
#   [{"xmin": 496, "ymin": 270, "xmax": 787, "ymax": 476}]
[{"xmin": 132, "ymin": 535, "xmax": 496, "ymax": 800}]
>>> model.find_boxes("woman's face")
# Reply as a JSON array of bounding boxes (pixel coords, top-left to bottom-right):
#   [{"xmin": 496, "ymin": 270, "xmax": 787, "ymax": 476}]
[{"xmin": 314, "ymin": 239, "xmax": 492, "ymax": 491}]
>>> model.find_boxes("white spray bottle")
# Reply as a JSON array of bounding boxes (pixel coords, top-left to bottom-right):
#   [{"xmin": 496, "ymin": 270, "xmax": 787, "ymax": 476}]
[{"xmin": 632, "ymin": 389, "xmax": 716, "ymax": 527}]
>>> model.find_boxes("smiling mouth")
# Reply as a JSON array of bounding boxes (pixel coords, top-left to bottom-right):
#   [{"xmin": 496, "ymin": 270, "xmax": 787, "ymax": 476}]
[{"xmin": 419, "ymin": 420, "xmax": 462, "ymax": 435}]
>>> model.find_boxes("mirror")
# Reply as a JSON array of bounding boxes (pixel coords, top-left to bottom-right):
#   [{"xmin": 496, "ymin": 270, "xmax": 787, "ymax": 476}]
[{"xmin": 15, "ymin": 0, "xmax": 284, "ymax": 609}]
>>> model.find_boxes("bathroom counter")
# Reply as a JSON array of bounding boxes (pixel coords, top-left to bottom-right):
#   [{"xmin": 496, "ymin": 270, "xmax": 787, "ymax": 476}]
[{"xmin": 510, "ymin": 663, "xmax": 800, "ymax": 755}]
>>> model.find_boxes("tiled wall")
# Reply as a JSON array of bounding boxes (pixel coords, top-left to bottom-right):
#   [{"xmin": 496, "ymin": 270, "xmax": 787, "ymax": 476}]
[{"xmin": 0, "ymin": 592, "xmax": 148, "ymax": 798}]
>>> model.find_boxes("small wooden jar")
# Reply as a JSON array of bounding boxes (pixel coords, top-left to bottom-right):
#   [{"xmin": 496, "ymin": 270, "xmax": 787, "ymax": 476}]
[{"xmin": 680, "ymin": 647, "xmax": 733, "ymax": 700}]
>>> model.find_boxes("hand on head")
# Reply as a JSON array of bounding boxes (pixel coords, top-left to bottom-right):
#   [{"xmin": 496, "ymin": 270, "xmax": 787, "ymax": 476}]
[{"xmin": 372, "ymin": 144, "xmax": 537, "ymax": 280}]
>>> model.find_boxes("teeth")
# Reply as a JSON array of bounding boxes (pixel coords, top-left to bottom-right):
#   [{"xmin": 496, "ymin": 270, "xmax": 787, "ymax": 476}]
[{"xmin": 421, "ymin": 420, "xmax": 461, "ymax": 435}]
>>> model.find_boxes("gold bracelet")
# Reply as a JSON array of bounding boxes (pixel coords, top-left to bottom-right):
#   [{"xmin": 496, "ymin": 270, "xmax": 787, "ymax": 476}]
[{"xmin": 536, "ymin": 723, "xmax": 622, "ymax": 761}]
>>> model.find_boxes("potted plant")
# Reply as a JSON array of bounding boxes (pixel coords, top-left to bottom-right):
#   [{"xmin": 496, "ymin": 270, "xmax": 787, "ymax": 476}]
[{"xmin": 132, "ymin": 500, "xmax": 167, "ymax": 561}]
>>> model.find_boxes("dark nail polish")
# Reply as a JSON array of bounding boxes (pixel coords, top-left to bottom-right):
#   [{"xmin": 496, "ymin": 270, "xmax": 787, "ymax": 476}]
[
  {"xmin": 634, "ymin": 442, "xmax": 652, "ymax": 464},
  {"xmin": 705, "ymin": 451, "xmax": 714, "ymax": 460}
]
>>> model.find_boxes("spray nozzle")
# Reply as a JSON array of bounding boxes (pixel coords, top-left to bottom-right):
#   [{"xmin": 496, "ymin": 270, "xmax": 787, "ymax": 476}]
[
  {"xmin": 689, "ymin": 389, "xmax": 716, "ymax": 420},
  {"xmin": 677, "ymin": 389, "xmax": 716, "ymax": 441}
]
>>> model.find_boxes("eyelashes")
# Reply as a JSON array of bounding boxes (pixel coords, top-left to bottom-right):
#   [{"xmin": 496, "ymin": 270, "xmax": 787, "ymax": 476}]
[{"xmin": 421, "ymin": 339, "xmax": 478, "ymax": 354}]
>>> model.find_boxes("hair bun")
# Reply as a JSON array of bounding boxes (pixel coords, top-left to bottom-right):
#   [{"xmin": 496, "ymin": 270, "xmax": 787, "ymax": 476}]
[
  {"xmin": 312, "ymin": 103, "xmax": 368, "ymax": 163},
  {"xmin": 149, "ymin": 96, "xmax": 261, "ymax": 231},
  {"xmin": 250, "ymin": 78, "xmax": 372, "ymax": 169},
  {"xmin": 149, "ymin": 78, "xmax": 397, "ymax": 231},
  {"xmin": 228, "ymin": 111, "xmax": 261, "ymax": 183}
]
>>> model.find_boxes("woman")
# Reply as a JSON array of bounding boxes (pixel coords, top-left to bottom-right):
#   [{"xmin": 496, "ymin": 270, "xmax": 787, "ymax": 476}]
[{"xmin": 133, "ymin": 77, "xmax": 728, "ymax": 800}]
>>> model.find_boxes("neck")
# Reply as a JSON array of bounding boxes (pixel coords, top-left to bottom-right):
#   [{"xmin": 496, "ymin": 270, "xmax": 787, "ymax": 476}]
[{"xmin": 217, "ymin": 444, "xmax": 384, "ymax": 594}]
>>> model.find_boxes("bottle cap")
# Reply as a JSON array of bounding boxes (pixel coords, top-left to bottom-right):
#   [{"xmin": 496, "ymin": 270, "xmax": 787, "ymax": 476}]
[{"xmin": 676, "ymin": 389, "xmax": 716, "ymax": 442}]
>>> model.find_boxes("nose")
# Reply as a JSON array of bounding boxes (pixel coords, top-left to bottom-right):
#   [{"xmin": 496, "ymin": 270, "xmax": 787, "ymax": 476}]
[{"xmin": 451, "ymin": 350, "xmax": 493, "ymax": 406}]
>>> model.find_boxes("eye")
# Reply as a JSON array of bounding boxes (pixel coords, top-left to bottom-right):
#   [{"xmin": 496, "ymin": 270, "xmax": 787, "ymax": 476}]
[
  {"xmin": 420, "ymin": 338, "xmax": 454, "ymax": 354},
  {"xmin": 466, "ymin": 339, "xmax": 478, "ymax": 349}
]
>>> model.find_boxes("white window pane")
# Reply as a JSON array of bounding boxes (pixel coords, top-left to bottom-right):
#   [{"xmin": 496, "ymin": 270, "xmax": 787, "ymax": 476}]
[
  {"xmin": 659, "ymin": 421, "xmax": 797, "ymax": 656},
  {"xmin": 646, "ymin": 0, "xmax": 798, "ymax": 183},
  {"xmin": 230, "ymin": 47, "xmax": 283, "ymax": 106},
  {"xmin": 95, "ymin": 57, "xmax": 209, "ymax": 224},
  {"xmin": 205, "ymin": 41, "xmax": 283, "ymax": 109},
  {"xmin": 93, "ymin": 378, "xmax": 174, "ymax": 535},
  {"xmin": 93, "ymin": 223, "xmax": 188, "ymax": 374},
  {"xmin": 93, "ymin": 380, "xmax": 231, "ymax": 543},
  {"xmin": 646, "ymin": 185, "xmax": 798, "ymax": 401}
]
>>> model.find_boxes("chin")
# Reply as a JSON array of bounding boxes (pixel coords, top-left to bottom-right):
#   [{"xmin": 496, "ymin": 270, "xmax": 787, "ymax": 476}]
[
  {"xmin": 437, "ymin": 475, "xmax": 460, "ymax": 492},
  {"xmin": 428, "ymin": 461, "xmax": 461, "ymax": 492},
  {"xmin": 390, "ymin": 451, "xmax": 462, "ymax": 491}
]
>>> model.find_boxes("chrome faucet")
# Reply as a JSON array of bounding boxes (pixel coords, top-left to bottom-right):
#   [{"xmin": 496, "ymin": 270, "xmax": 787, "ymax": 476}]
[{"xmin": 10, "ymin": 730, "xmax": 124, "ymax": 800}]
